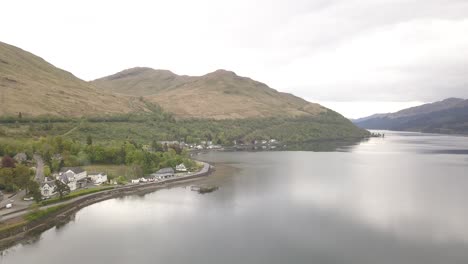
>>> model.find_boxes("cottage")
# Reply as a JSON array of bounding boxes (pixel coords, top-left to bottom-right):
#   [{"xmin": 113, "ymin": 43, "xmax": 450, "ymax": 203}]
[
  {"xmin": 89, "ymin": 172, "xmax": 108, "ymax": 185},
  {"xmin": 40, "ymin": 181, "xmax": 57, "ymax": 197},
  {"xmin": 59, "ymin": 167, "xmax": 87, "ymax": 181},
  {"xmin": 58, "ymin": 167, "xmax": 87, "ymax": 191},
  {"xmin": 176, "ymin": 163, "xmax": 187, "ymax": 172},
  {"xmin": 58, "ymin": 172, "xmax": 77, "ymax": 191},
  {"xmin": 152, "ymin": 167, "xmax": 175, "ymax": 179}
]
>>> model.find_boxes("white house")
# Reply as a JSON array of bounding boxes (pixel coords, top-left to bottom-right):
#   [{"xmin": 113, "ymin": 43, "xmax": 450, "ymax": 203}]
[
  {"xmin": 59, "ymin": 167, "xmax": 87, "ymax": 181},
  {"xmin": 40, "ymin": 181, "xmax": 57, "ymax": 197},
  {"xmin": 58, "ymin": 171, "xmax": 77, "ymax": 191},
  {"xmin": 89, "ymin": 172, "xmax": 108, "ymax": 185},
  {"xmin": 131, "ymin": 179, "xmax": 140, "ymax": 184},
  {"xmin": 58, "ymin": 167, "xmax": 87, "ymax": 191},
  {"xmin": 176, "ymin": 163, "xmax": 187, "ymax": 172}
]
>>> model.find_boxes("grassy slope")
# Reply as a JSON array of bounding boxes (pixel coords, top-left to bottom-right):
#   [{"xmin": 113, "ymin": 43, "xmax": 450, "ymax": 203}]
[
  {"xmin": 93, "ymin": 68, "xmax": 326, "ymax": 119},
  {"xmin": 0, "ymin": 42, "xmax": 150, "ymax": 117}
]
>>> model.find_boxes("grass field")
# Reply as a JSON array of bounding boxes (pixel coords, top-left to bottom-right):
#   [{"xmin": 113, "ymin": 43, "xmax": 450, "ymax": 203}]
[{"xmin": 83, "ymin": 164, "xmax": 139, "ymax": 179}]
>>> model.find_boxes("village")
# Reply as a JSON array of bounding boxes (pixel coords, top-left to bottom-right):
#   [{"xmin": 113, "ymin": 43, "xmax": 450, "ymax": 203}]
[
  {"xmin": 159, "ymin": 138, "xmax": 282, "ymax": 152},
  {"xmin": 0, "ymin": 136, "xmax": 280, "ymax": 215},
  {"xmin": 39, "ymin": 163, "xmax": 195, "ymax": 199},
  {"xmin": 0, "ymin": 149, "xmax": 204, "ymax": 216}
]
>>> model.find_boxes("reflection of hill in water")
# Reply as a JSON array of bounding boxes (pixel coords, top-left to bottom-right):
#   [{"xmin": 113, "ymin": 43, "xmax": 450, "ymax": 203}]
[{"xmin": 286, "ymin": 138, "xmax": 369, "ymax": 152}]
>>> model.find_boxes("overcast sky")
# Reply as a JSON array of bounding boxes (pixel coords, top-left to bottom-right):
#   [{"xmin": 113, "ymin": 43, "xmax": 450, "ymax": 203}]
[{"xmin": 2, "ymin": 0, "xmax": 468, "ymax": 118}]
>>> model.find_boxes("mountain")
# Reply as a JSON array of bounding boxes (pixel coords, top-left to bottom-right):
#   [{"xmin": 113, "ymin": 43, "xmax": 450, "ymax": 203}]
[
  {"xmin": 0, "ymin": 41, "xmax": 369, "ymax": 142},
  {"xmin": 0, "ymin": 42, "xmax": 150, "ymax": 117},
  {"xmin": 353, "ymin": 98, "xmax": 468, "ymax": 134},
  {"xmin": 92, "ymin": 68, "xmax": 326, "ymax": 119}
]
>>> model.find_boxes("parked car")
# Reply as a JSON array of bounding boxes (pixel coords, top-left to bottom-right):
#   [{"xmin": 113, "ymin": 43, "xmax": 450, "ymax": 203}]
[
  {"xmin": 5, "ymin": 203, "xmax": 12, "ymax": 209},
  {"xmin": 23, "ymin": 197, "xmax": 34, "ymax": 201}
]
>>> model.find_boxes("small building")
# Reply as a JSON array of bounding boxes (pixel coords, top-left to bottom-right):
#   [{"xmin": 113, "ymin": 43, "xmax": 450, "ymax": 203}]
[
  {"xmin": 40, "ymin": 181, "xmax": 57, "ymax": 197},
  {"xmin": 131, "ymin": 179, "xmax": 140, "ymax": 184},
  {"xmin": 151, "ymin": 167, "xmax": 175, "ymax": 179},
  {"xmin": 176, "ymin": 163, "xmax": 187, "ymax": 172},
  {"xmin": 58, "ymin": 172, "xmax": 77, "ymax": 191},
  {"xmin": 89, "ymin": 172, "xmax": 108, "ymax": 185},
  {"xmin": 59, "ymin": 167, "xmax": 87, "ymax": 181},
  {"xmin": 13, "ymin": 153, "xmax": 27, "ymax": 164}
]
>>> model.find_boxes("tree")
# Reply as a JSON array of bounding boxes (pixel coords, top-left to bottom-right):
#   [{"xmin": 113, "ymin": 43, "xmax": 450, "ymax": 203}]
[
  {"xmin": 0, "ymin": 168, "xmax": 15, "ymax": 191},
  {"xmin": 1, "ymin": 155, "xmax": 16, "ymax": 168},
  {"xmin": 27, "ymin": 180, "xmax": 42, "ymax": 202},
  {"xmin": 14, "ymin": 164, "xmax": 31, "ymax": 192},
  {"xmin": 43, "ymin": 165, "xmax": 51, "ymax": 177},
  {"xmin": 54, "ymin": 180, "xmax": 70, "ymax": 199},
  {"xmin": 151, "ymin": 140, "xmax": 163, "ymax": 152},
  {"xmin": 86, "ymin": 135, "xmax": 93, "ymax": 146}
]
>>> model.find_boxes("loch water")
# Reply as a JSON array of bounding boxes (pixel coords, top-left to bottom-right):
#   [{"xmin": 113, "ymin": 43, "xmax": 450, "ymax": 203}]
[{"xmin": 2, "ymin": 131, "xmax": 468, "ymax": 264}]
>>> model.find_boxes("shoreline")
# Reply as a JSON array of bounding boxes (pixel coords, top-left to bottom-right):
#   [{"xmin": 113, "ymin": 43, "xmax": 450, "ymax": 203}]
[{"xmin": 0, "ymin": 162, "xmax": 213, "ymax": 250}]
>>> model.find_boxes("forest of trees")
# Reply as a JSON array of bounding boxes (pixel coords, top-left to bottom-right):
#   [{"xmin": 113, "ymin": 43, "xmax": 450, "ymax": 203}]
[{"xmin": 0, "ymin": 110, "xmax": 369, "ymax": 145}]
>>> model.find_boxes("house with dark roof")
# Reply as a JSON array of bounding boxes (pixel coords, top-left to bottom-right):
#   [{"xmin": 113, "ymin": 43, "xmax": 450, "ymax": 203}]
[
  {"xmin": 58, "ymin": 172, "xmax": 77, "ymax": 191},
  {"xmin": 58, "ymin": 167, "xmax": 87, "ymax": 190},
  {"xmin": 151, "ymin": 167, "xmax": 175, "ymax": 179},
  {"xmin": 59, "ymin": 167, "xmax": 87, "ymax": 181}
]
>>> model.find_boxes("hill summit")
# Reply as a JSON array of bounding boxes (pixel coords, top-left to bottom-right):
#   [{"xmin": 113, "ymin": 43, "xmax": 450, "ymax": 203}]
[{"xmin": 93, "ymin": 67, "xmax": 326, "ymax": 119}]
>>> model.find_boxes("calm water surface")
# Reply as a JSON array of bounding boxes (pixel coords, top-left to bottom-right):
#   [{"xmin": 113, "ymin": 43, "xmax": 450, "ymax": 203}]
[{"xmin": 2, "ymin": 131, "xmax": 468, "ymax": 264}]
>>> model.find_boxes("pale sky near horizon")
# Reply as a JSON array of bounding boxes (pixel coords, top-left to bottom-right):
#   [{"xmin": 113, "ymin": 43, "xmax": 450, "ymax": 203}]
[{"xmin": 2, "ymin": 0, "xmax": 468, "ymax": 118}]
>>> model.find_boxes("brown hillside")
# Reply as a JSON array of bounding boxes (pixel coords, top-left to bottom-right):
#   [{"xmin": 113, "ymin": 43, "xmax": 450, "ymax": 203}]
[
  {"xmin": 0, "ymin": 42, "xmax": 149, "ymax": 117},
  {"xmin": 93, "ymin": 68, "xmax": 326, "ymax": 119}
]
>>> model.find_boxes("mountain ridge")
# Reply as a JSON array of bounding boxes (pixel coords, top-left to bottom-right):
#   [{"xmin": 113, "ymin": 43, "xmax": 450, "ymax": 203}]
[
  {"xmin": 353, "ymin": 98, "xmax": 468, "ymax": 134},
  {"xmin": 92, "ymin": 67, "xmax": 327, "ymax": 119}
]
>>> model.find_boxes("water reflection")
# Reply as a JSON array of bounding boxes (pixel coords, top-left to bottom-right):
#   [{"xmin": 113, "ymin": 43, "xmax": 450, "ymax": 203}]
[
  {"xmin": 289, "ymin": 131, "xmax": 468, "ymax": 242},
  {"xmin": 2, "ymin": 131, "xmax": 468, "ymax": 264}
]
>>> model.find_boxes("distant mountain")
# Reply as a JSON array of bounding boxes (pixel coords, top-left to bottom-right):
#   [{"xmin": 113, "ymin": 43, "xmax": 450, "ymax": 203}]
[
  {"xmin": 0, "ymin": 42, "xmax": 150, "ymax": 117},
  {"xmin": 93, "ymin": 68, "xmax": 327, "ymax": 119},
  {"xmin": 353, "ymin": 98, "xmax": 468, "ymax": 134}
]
